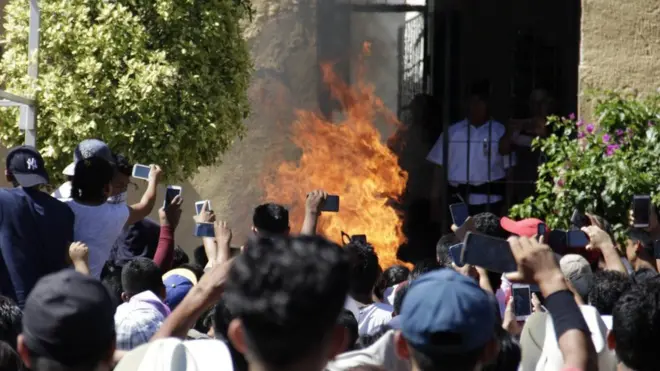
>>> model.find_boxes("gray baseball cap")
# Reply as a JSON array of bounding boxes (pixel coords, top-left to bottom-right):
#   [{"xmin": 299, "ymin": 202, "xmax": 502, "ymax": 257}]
[{"xmin": 62, "ymin": 139, "xmax": 114, "ymax": 176}]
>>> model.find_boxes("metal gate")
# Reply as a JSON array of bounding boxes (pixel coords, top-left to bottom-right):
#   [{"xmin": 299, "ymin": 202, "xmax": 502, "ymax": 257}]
[{"xmin": 398, "ymin": 12, "xmax": 427, "ymax": 125}]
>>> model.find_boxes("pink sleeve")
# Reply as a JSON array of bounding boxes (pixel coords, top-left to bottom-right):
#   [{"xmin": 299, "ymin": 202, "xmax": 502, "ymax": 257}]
[{"xmin": 153, "ymin": 225, "xmax": 174, "ymax": 271}]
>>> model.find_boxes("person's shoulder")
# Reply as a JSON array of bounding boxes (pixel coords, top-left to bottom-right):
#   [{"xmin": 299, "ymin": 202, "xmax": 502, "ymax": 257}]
[{"xmin": 489, "ymin": 120, "xmax": 507, "ymax": 132}]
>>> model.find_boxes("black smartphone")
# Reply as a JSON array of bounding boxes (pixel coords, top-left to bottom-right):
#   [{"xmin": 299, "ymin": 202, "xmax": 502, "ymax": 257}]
[
  {"xmin": 461, "ymin": 232, "xmax": 517, "ymax": 273},
  {"xmin": 512, "ymin": 284, "xmax": 532, "ymax": 320},
  {"xmin": 164, "ymin": 186, "xmax": 182, "ymax": 208},
  {"xmin": 633, "ymin": 195, "xmax": 651, "ymax": 228},
  {"xmin": 571, "ymin": 209, "xmax": 590, "ymax": 229},
  {"xmin": 537, "ymin": 223, "xmax": 547, "ymax": 241},
  {"xmin": 351, "ymin": 234, "xmax": 367, "ymax": 244},
  {"xmin": 566, "ymin": 230, "xmax": 590, "ymax": 248},
  {"xmin": 449, "ymin": 243, "xmax": 464, "ymax": 267},
  {"xmin": 321, "ymin": 195, "xmax": 340, "ymax": 212},
  {"xmin": 653, "ymin": 240, "xmax": 660, "ymax": 259},
  {"xmin": 547, "ymin": 229, "xmax": 567, "ymax": 251},
  {"xmin": 194, "ymin": 223, "xmax": 215, "ymax": 237},
  {"xmin": 449, "ymin": 203, "xmax": 469, "ymax": 227}
]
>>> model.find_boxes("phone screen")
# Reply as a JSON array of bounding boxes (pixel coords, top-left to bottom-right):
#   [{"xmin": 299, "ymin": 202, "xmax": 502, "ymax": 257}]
[
  {"xmin": 165, "ymin": 187, "xmax": 181, "ymax": 207},
  {"xmin": 449, "ymin": 243, "xmax": 464, "ymax": 267},
  {"xmin": 195, "ymin": 200, "xmax": 210, "ymax": 215},
  {"xmin": 633, "ymin": 195, "xmax": 651, "ymax": 227},
  {"xmin": 462, "ymin": 232, "xmax": 517, "ymax": 273},
  {"xmin": 450, "ymin": 203, "xmax": 469, "ymax": 227},
  {"xmin": 566, "ymin": 230, "xmax": 590, "ymax": 248},
  {"xmin": 133, "ymin": 164, "xmax": 151, "ymax": 179},
  {"xmin": 194, "ymin": 223, "xmax": 215, "ymax": 237},
  {"xmin": 537, "ymin": 223, "xmax": 547, "ymax": 240},
  {"xmin": 512, "ymin": 285, "xmax": 532, "ymax": 318},
  {"xmin": 322, "ymin": 195, "xmax": 340, "ymax": 212}
]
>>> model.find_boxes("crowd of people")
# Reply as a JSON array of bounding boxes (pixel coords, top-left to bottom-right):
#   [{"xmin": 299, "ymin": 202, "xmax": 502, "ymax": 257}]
[{"xmin": 1, "ymin": 136, "xmax": 660, "ymax": 371}]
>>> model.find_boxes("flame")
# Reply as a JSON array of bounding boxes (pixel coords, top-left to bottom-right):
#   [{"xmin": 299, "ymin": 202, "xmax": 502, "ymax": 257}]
[{"xmin": 262, "ymin": 47, "xmax": 409, "ymax": 268}]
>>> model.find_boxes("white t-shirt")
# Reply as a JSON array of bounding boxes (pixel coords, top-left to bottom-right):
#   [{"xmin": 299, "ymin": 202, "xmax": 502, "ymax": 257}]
[
  {"xmin": 426, "ymin": 119, "xmax": 515, "ymax": 205},
  {"xmin": 52, "ymin": 182, "xmax": 72, "ymax": 200},
  {"xmin": 65, "ymin": 200, "xmax": 130, "ymax": 278},
  {"xmin": 357, "ymin": 302, "xmax": 394, "ymax": 336}
]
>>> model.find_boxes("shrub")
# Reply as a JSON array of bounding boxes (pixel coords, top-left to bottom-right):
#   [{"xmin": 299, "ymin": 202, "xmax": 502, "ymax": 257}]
[
  {"xmin": 510, "ymin": 91, "xmax": 660, "ymax": 241},
  {"xmin": 0, "ymin": 0, "xmax": 252, "ymax": 181}
]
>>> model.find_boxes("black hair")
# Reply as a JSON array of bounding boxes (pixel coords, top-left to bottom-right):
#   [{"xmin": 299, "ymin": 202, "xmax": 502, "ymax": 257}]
[
  {"xmin": 632, "ymin": 268, "xmax": 658, "ymax": 284},
  {"xmin": 212, "ymin": 299, "xmax": 248, "ymax": 371},
  {"xmin": 0, "ymin": 297, "xmax": 21, "ymax": 349},
  {"xmin": 374, "ymin": 265, "xmax": 409, "ymax": 300},
  {"xmin": 356, "ymin": 325, "xmax": 391, "ymax": 349},
  {"xmin": 468, "ymin": 80, "xmax": 491, "ymax": 101},
  {"xmin": 612, "ymin": 280, "xmax": 660, "ymax": 371},
  {"xmin": 177, "ymin": 263, "xmax": 204, "ymax": 281},
  {"xmin": 346, "ymin": 366, "xmax": 385, "ymax": 371},
  {"xmin": 393, "ymin": 282, "xmax": 410, "ymax": 316},
  {"xmin": 627, "ymin": 228, "xmax": 653, "ymax": 252},
  {"xmin": 409, "ymin": 337, "xmax": 485, "ymax": 371},
  {"xmin": 473, "ymin": 213, "xmax": 507, "ymax": 239},
  {"xmin": 193, "ymin": 245, "xmax": 209, "ymax": 268},
  {"xmin": 71, "ymin": 156, "xmax": 114, "ymax": 203},
  {"xmin": 252, "ymin": 203, "xmax": 289, "ymax": 235},
  {"xmin": 483, "ymin": 328, "xmax": 521, "ymax": 371},
  {"xmin": 171, "ymin": 246, "xmax": 190, "ymax": 268},
  {"xmin": 223, "ymin": 235, "xmax": 350, "ymax": 368},
  {"xmin": 588, "ymin": 270, "xmax": 631, "ymax": 315},
  {"xmin": 0, "ymin": 341, "xmax": 25, "ymax": 370},
  {"xmin": 436, "ymin": 233, "xmax": 459, "ymax": 267},
  {"xmin": 337, "ymin": 309, "xmax": 359, "ymax": 352},
  {"xmin": 121, "ymin": 257, "xmax": 163, "ymax": 297},
  {"xmin": 113, "ymin": 154, "xmax": 132, "ymax": 177},
  {"xmin": 345, "ymin": 240, "xmax": 380, "ymax": 297},
  {"xmin": 409, "ymin": 260, "xmax": 442, "ymax": 281},
  {"xmin": 101, "ymin": 271, "xmax": 123, "ymax": 310}
]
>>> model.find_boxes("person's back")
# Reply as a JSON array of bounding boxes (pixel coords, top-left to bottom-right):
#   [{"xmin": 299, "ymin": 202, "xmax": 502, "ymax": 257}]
[{"xmin": 0, "ymin": 146, "xmax": 74, "ymax": 308}]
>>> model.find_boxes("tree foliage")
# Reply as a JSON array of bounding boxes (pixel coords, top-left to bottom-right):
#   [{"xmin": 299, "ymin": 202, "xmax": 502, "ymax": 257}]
[
  {"xmin": 510, "ymin": 91, "xmax": 660, "ymax": 241},
  {"xmin": 0, "ymin": 0, "xmax": 252, "ymax": 180}
]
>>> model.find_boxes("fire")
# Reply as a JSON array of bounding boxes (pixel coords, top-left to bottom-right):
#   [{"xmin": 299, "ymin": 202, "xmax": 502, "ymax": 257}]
[{"xmin": 262, "ymin": 48, "xmax": 409, "ymax": 268}]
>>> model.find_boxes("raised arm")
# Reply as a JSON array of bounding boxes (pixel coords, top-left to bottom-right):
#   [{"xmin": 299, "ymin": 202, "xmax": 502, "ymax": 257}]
[
  {"xmin": 126, "ymin": 165, "xmax": 162, "ymax": 226},
  {"xmin": 69, "ymin": 242, "xmax": 90, "ymax": 275},
  {"xmin": 300, "ymin": 189, "xmax": 327, "ymax": 235},
  {"xmin": 153, "ymin": 195, "xmax": 183, "ymax": 271},
  {"xmin": 582, "ymin": 226, "xmax": 627, "ymax": 275}
]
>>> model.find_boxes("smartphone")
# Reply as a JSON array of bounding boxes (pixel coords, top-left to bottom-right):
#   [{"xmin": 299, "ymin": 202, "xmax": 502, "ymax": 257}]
[
  {"xmin": 570, "ymin": 209, "xmax": 590, "ymax": 229},
  {"xmin": 461, "ymin": 232, "xmax": 517, "ymax": 273},
  {"xmin": 653, "ymin": 240, "xmax": 660, "ymax": 259},
  {"xmin": 351, "ymin": 235, "xmax": 367, "ymax": 244},
  {"xmin": 566, "ymin": 230, "xmax": 590, "ymax": 248},
  {"xmin": 321, "ymin": 195, "xmax": 340, "ymax": 212},
  {"xmin": 512, "ymin": 284, "xmax": 532, "ymax": 320},
  {"xmin": 195, "ymin": 200, "xmax": 212, "ymax": 215},
  {"xmin": 449, "ymin": 243, "xmax": 464, "ymax": 267},
  {"xmin": 132, "ymin": 164, "xmax": 151, "ymax": 180},
  {"xmin": 194, "ymin": 223, "xmax": 215, "ymax": 237},
  {"xmin": 164, "ymin": 185, "xmax": 182, "ymax": 207},
  {"xmin": 537, "ymin": 223, "xmax": 547, "ymax": 241},
  {"xmin": 633, "ymin": 195, "xmax": 652, "ymax": 228},
  {"xmin": 449, "ymin": 203, "xmax": 469, "ymax": 227},
  {"xmin": 547, "ymin": 229, "xmax": 567, "ymax": 251}
]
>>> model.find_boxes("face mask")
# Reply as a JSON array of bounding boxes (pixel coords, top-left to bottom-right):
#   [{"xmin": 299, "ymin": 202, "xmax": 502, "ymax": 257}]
[{"xmin": 107, "ymin": 191, "xmax": 128, "ymax": 204}]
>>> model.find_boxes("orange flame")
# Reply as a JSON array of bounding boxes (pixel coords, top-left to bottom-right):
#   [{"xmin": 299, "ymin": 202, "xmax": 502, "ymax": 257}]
[{"xmin": 262, "ymin": 52, "xmax": 409, "ymax": 268}]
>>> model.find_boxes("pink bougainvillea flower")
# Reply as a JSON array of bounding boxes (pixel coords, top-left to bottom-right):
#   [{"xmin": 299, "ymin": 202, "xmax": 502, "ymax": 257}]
[
  {"xmin": 615, "ymin": 129, "xmax": 624, "ymax": 136},
  {"xmin": 576, "ymin": 120, "xmax": 584, "ymax": 127},
  {"xmin": 586, "ymin": 124, "xmax": 595, "ymax": 133},
  {"xmin": 602, "ymin": 134, "xmax": 611, "ymax": 143},
  {"xmin": 568, "ymin": 113, "xmax": 576, "ymax": 120},
  {"xmin": 557, "ymin": 179, "xmax": 565, "ymax": 188},
  {"xmin": 605, "ymin": 144, "xmax": 620, "ymax": 157},
  {"xmin": 577, "ymin": 131, "xmax": 585, "ymax": 139}
]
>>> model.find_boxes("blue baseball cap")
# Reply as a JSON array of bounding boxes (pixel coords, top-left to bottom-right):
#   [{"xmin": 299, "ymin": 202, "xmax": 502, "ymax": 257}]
[
  {"xmin": 162, "ymin": 269, "xmax": 197, "ymax": 310},
  {"xmin": 6, "ymin": 146, "xmax": 49, "ymax": 187},
  {"xmin": 400, "ymin": 269, "xmax": 496, "ymax": 353}
]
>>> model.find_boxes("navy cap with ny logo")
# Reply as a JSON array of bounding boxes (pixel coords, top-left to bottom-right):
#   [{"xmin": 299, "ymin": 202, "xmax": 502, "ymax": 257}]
[{"xmin": 6, "ymin": 145, "xmax": 50, "ymax": 187}]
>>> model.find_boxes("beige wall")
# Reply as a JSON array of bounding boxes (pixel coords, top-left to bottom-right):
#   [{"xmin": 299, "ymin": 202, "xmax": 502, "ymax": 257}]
[{"xmin": 578, "ymin": 0, "xmax": 660, "ymax": 116}]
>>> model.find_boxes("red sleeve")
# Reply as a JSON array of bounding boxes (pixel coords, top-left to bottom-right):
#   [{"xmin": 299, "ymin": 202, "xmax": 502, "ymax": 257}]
[{"xmin": 153, "ymin": 225, "xmax": 174, "ymax": 271}]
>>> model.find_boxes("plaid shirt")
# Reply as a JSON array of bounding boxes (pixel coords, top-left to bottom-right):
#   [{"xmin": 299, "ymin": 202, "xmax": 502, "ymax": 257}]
[{"xmin": 115, "ymin": 290, "xmax": 171, "ymax": 350}]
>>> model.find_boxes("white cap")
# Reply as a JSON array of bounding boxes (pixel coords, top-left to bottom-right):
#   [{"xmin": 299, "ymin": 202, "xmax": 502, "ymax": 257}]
[
  {"xmin": 114, "ymin": 338, "xmax": 234, "ymax": 371},
  {"xmin": 62, "ymin": 162, "xmax": 76, "ymax": 176},
  {"xmin": 534, "ymin": 305, "xmax": 616, "ymax": 371}
]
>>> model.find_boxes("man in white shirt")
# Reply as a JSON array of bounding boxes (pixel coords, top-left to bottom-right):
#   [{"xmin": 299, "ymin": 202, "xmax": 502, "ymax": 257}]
[{"xmin": 427, "ymin": 81, "xmax": 515, "ymax": 217}]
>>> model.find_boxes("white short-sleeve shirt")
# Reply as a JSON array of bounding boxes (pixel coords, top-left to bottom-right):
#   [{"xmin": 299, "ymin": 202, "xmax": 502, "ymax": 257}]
[
  {"xmin": 426, "ymin": 119, "xmax": 516, "ymax": 205},
  {"xmin": 65, "ymin": 200, "xmax": 130, "ymax": 278}
]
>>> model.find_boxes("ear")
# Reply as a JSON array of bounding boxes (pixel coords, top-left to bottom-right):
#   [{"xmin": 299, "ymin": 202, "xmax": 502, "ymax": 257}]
[
  {"xmin": 607, "ymin": 330, "xmax": 616, "ymax": 351},
  {"xmin": 479, "ymin": 337, "xmax": 501, "ymax": 366},
  {"xmin": 228, "ymin": 319, "xmax": 247, "ymax": 355},
  {"xmin": 327, "ymin": 324, "xmax": 349, "ymax": 359},
  {"xmin": 17, "ymin": 335, "xmax": 32, "ymax": 368},
  {"xmin": 120, "ymin": 292, "xmax": 130, "ymax": 303},
  {"xmin": 394, "ymin": 331, "xmax": 411, "ymax": 360}
]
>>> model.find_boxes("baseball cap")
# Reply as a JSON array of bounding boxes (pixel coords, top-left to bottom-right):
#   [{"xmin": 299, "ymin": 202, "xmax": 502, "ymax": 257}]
[
  {"xmin": 163, "ymin": 268, "xmax": 198, "ymax": 310},
  {"xmin": 114, "ymin": 338, "xmax": 234, "ymax": 371},
  {"xmin": 6, "ymin": 145, "xmax": 49, "ymax": 187},
  {"xmin": 62, "ymin": 139, "xmax": 114, "ymax": 176},
  {"xmin": 22, "ymin": 270, "xmax": 115, "ymax": 367},
  {"xmin": 559, "ymin": 254, "xmax": 594, "ymax": 300},
  {"xmin": 501, "ymin": 217, "xmax": 544, "ymax": 238},
  {"xmin": 534, "ymin": 305, "xmax": 616, "ymax": 371},
  {"xmin": 400, "ymin": 269, "xmax": 496, "ymax": 353}
]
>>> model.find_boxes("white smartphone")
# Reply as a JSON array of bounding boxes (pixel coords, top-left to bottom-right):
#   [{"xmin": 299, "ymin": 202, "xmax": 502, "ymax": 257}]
[
  {"xmin": 195, "ymin": 200, "xmax": 212, "ymax": 215},
  {"xmin": 164, "ymin": 185, "xmax": 182, "ymax": 207},
  {"xmin": 512, "ymin": 283, "xmax": 532, "ymax": 321},
  {"xmin": 132, "ymin": 164, "xmax": 151, "ymax": 180}
]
